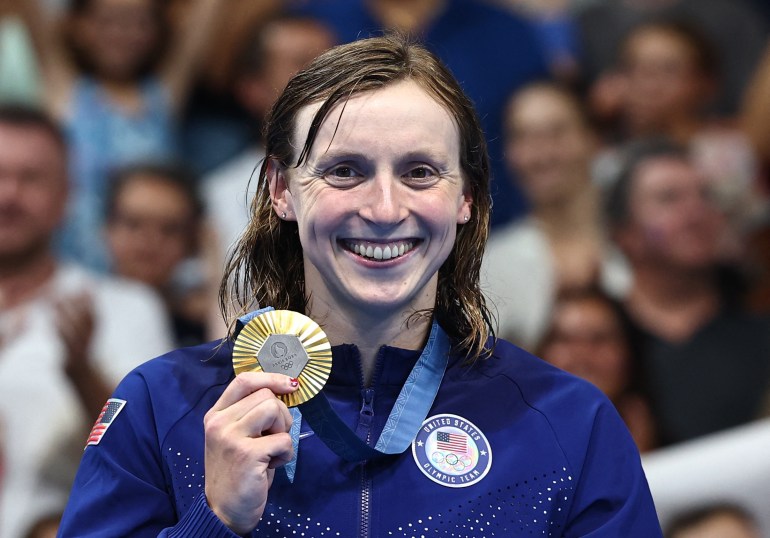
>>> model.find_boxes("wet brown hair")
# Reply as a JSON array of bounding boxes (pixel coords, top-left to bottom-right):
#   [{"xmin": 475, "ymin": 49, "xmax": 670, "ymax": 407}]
[{"xmin": 219, "ymin": 34, "xmax": 494, "ymax": 360}]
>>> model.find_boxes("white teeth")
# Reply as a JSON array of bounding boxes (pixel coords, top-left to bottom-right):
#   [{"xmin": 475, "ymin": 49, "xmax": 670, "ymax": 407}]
[{"xmin": 348, "ymin": 240, "xmax": 416, "ymax": 260}]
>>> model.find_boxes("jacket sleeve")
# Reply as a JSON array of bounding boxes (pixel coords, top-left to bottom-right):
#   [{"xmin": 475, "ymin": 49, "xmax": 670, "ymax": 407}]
[
  {"xmin": 57, "ymin": 369, "xmax": 240, "ymax": 538},
  {"xmin": 563, "ymin": 401, "xmax": 663, "ymax": 537}
]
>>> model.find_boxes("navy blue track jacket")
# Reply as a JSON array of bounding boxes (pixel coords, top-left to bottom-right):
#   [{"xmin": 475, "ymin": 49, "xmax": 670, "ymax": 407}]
[{"xmin": 59, "ymin": 337, "xmax": 662, "ymax": 537}]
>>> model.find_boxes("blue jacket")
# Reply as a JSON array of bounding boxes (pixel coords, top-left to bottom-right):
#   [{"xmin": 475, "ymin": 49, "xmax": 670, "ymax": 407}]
[{"xmin": 59, "ymin": 336, "xmax": 662, "ymax": 537}]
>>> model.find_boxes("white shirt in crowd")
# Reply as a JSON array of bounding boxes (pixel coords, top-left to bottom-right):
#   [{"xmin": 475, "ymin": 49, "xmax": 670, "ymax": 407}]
[
  {"xmin": 481, "ymin": 217, "xmax": 631, "ymax": 350},
  {"xmin": 0, "ymin": 263, "xmax": 174, "ymax": 538}
]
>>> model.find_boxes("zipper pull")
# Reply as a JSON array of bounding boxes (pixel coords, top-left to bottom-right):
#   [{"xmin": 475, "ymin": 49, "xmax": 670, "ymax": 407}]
[{"xmin": 359, "ymin": 388, "xmax": 375, "ymax": 429}]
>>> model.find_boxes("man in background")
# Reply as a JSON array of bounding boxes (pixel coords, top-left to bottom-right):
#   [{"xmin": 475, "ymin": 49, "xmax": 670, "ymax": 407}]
[
  {"xmin": 0, "ymin": 105, "xmax": 173, "ymax": 538},
  {"xmin": 607, "ymin": 139, "xmax": 770, "ymax": 446}
]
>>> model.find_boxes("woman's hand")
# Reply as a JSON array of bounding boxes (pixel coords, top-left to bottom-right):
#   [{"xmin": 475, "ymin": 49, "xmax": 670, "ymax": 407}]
[{"xmin": 204, "ymin": 372, "xmax": 299, "ymax": 535}]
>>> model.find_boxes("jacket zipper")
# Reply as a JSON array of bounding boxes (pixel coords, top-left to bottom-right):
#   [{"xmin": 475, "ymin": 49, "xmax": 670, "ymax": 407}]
[{"xmin": 358, "ymin": 388, "xmax": 375, "ymax": 538}]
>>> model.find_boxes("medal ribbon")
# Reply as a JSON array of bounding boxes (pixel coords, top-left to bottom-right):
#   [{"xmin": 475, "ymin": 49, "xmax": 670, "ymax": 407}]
[
  {"xmin": 298, "ymin": 318, "xmax": 450, "ymax": 462},
  {"xmin": 235, "ymin": 308, "xmax": 451, "ymax": 475}
]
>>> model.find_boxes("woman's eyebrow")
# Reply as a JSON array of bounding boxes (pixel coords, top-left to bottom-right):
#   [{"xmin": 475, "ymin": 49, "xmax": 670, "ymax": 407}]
[
  {"xmin": 398, "ymin": 149, "xmax": 451, "ymax": 164},
  {"xmin": 312, "ymin": 147, "xmax": 450, "ymax": 163},
  {"xmin": 309, "ymin": 150, "xmax": 371, "ymax": 170}
]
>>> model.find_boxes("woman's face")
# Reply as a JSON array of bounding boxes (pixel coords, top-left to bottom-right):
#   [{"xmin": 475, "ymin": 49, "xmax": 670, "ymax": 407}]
[
  {"xmin": 74, "ymin": 0, "xmax": 160, "ymax": 80},
  {"xmin": 620, "ymin": 28, "xmax": 707, "ymax": 133},
  {"xmin": 540, "ymin": 298, "xmax": 629, "ymax": 399},
  {"xmin": 505, "ymin": 87, "xmax": 595, "ymax": 207},
  {"xmin": 106, "ymin": 174, "xmax": 195, "ymax": 289},
  {"xmin": 272, "ymin": 80, "xmax": 471, "ymax": 319}
]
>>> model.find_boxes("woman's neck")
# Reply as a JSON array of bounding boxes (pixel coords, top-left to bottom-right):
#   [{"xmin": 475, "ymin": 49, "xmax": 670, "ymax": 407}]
[
  {"xmin": 534, "ymin": 182, "xmax": 601, "ymax": 240},
  {"xmin": 99, "ymin": 79, "xmax": 145, "ymax": 115},
  {"xmin": 308, "ymin": 299, "xmax": 432, "ymax": 386},
  {"xmin": 534, "ymin": 184, "xmax": 604, "ymax": 289}
]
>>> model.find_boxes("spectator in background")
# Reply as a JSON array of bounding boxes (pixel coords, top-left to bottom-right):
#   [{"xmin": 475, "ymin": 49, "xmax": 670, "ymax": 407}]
[
  {"xmin": 5, "ymin": 0, "xmax": 225, "ymax": 271},
  {"xmin": 576, "ymin": 0, "xmax": 767, "ymax": 116},
  {"xmin": 482, "ymin": 82, "xmax": 629, "ymax": 348},
  {"xmin": 104, "ymin": 163, "xmax": 207, "ymax": 346},
  {"xmin": 293, "ymin": 0, "xmax": 550, "ymax": 227},
  {"xmin": 666, "ymin": 504, "xmax": 761, "ymax": 538},
  {"xmin": 607, "ymin": 138, "xmax": 770, "ymax": 446},
  {"xmin": 537, "ymin": 287, "xmax": 658, "ymax": 453},
  {"xmin": 0, "ymin": 105, "xmax": 173, "ymax": 538},
  {"xmin": 593, "ymin": 20, "xmax": 764, "ymax": 261},
  {"xmin": 202, "ymin": 13, "xmax": 336, "ymax": 264}
]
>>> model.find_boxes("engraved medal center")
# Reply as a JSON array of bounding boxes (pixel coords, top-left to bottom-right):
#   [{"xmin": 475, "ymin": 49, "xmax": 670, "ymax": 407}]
[{"xmin": 258, "ymin": 334, "xmax": 310, "ymax": 379}]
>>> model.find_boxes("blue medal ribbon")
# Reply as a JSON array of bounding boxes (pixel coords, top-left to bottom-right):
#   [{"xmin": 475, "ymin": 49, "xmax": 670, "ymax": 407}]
[{"xmin": 235, "ymin": 308, "xmax": 451, "ymax": 480}]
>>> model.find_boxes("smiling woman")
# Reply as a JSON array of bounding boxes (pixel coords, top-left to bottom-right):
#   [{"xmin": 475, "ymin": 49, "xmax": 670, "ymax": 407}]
[
  {"xmin": 225, "ymin": 35, "xmax": 493, "ymax": 368},
  {"xmin": 268, "ymin": 80, "xmax": 471, "ymax": 363},
  {"xmin": 58, "ymin": 34, "xmax": 662, "ymax": 537}
]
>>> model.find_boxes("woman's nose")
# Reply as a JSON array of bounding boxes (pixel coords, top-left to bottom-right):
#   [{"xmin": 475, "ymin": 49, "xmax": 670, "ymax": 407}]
[{"xmin": 360, "ymin": 174, "xmax": 408, "ymax": 227}]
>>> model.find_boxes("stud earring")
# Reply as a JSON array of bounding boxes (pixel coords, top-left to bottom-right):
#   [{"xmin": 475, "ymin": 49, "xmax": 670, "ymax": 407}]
[
  {"xmin": 464, "ymin": 215, "xmax": 469, "ymax": 222},
  {"xmin": 281, "ymin": 212, "xmax": 287, "ymax": 219}
]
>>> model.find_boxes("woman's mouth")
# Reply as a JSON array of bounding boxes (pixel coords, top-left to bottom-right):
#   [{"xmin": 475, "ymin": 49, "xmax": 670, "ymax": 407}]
[{"xmin": 341, "ymin": 239, "xmax": 419, "ymax": 261}]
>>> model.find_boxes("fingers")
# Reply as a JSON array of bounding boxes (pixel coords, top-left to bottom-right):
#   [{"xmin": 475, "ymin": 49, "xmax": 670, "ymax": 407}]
[
  {"xmin": 210, "ymin": 372, "xmax": 298, "ymax": 412},
  {"xmin": 260, "ymin": 434, "xmax": 295, "ymax": 469},
  {"xmin": 237, "ymin": 396, "xmax": 293, "ymax": 438},
  {"xmin": 205, "ymin": 373, "xmax": 297, "ymax": 440}
]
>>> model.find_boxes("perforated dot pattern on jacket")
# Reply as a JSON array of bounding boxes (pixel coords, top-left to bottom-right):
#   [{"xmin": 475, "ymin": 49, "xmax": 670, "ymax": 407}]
[
  {"xmin": 166, "ymin": 446, "xmax": 204, "ymax": 514},
  {"xmin": 258, "ymin": 468, "xmax": 575, "ymax": 537}
]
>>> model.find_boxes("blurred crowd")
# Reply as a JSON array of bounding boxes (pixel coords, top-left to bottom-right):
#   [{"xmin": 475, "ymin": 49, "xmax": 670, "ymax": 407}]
[{"xmin": 1, "ymin": 0, "xmax": 769, "ymax": 536}]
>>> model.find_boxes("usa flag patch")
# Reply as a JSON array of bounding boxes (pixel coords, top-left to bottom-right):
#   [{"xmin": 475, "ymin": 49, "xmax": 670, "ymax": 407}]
[{"xmin": 86, "ymin": 398, "xmax": 126, "ymax": 447}]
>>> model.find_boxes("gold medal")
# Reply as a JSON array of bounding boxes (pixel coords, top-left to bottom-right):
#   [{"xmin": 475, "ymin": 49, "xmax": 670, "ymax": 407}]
[{"xmin": 233, "ymin": 310, "xmax": 332, "ymax": 407}]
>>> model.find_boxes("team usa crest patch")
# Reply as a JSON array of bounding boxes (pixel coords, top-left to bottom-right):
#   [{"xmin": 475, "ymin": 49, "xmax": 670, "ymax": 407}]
[
  {"xmin": 412, "ymin": 413, "xmax": 492, "ymax": 488},
  {"xmin": 86, "ymin": 398, "xmax": 126, "ymax": 447}
]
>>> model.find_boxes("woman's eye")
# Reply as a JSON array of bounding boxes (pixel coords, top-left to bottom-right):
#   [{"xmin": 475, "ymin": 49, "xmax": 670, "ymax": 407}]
[
  {"xmin": 407, "ymin": 167, "xmax": 434, "ymax": 179},
  {"xmin": 330, "ymin": 166, "xmax": 357, "ymax": 178}
]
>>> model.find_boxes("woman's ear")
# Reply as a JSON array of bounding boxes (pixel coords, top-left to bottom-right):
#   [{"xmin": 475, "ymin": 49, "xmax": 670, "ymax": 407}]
[
  {"xmin": 268, "ymin": 159, "xmax": 296, "ymax": 221},
  {"xmin": 456, "ymin": 185, "xmax": 473, "ymax": 224}
]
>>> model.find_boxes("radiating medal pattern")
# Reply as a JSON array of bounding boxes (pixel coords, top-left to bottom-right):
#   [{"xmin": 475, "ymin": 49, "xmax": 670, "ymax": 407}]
[{"xmin": 233, "ymin": 310, "xmax": 332, "ymax": 407}]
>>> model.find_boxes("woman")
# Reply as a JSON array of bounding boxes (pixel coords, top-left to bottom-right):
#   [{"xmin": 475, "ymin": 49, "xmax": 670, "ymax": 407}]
[
  {"xmin": 58, "ymin": 35, "xmax": 661, "ymax": 536},
  {"xmin": 537, "ymin": 287, "xmax": 658, "ymax": 453},
  {"xmin": 484, "ymin": 82, "xmax": 631, "ymax": 349}
]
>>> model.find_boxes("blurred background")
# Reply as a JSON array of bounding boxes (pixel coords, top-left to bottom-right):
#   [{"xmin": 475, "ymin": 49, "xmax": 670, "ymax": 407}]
[{"xmin": 1, "ymin": 0, "xmax": 769, "ymax": 536}]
